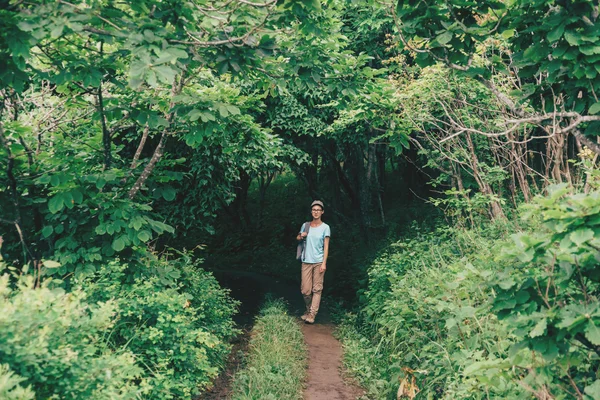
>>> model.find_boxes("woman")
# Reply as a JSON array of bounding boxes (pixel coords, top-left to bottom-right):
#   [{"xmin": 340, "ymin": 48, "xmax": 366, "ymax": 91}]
[{"xmin": 296, "ymin": 200, "xmax": 330, "ymax": 324}]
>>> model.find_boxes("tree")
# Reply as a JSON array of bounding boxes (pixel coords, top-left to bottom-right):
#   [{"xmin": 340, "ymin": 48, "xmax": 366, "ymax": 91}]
[{"xmin": 389, "ymin": 0, "xmax": 600, "ymax": 153}]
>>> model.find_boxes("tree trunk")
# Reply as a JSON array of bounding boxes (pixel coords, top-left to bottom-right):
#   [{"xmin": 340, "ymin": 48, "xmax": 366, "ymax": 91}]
[
  {"xmin": 465, "ymin": 132, "xmax": 506, "ymax": 220},
  {"xmin": 128, "ymin": 73, "xmax": 186, "ymax": 200}
]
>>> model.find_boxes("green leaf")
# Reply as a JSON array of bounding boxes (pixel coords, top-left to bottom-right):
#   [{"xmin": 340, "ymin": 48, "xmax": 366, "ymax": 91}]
[
  {"xmin": 43, "ymin": 260, "xmax": 61, "ymax": 269},
  {"xmin": 167, "ymin": 47, "xmax": 188, "ymax": 60},
  {"xmin": 48, "ymin": 195, "xmax": 64, "ymax": 214},
  {"xmin": 547, "ymin": 25, "xmax": 564, "ymax": 43},
  {"xmin": 132, "ymin": 217, "xmax": 144, "ymax": 231},
  {"xmin": 498, "ymin": 277, "xmax": 516, "ymax": 290},
  {"xmin": 530, "ymin": 318, "xmax": 547, "ymax": 338},
  {"xmin": 162, "ymin": 186, "xmax": 176, "ymax": 201},
  {"xmin": 226, "ymin": 105, "xmax": 241, "ymax": 115},
  {"xmin": 42, "ymin": 226, "xmax": 54, "ymax": 238},
  {"xmin": 570, "ymin": 228, "xmax": 594, "ymax": 246},
  {"xmin": 436, "ymin": 31, "xmax": 452, "ymax": 45},
  {"xmin": 112, "ymin": 236, "xmax": 126, "ymax": 252},
  {"xmin": 50, "ymin": 175, "xmax": 60, "ymax": 187},
  {"xmin": 154, "ymin": 65, "xmax": 177, "ymax": 84},
  {"xmin": 589, "ymin": 102, "xmax": 600, "ymax": 115},
  {"xmin": 217, "ymin": 103, "xmax": 230, "ymax": 118},
  {"xmin": 564, "ymin": 30, "xmax": 582, "ymax": 46},
  {"xmin": 50, "ymin": 24, "xmax": 64, "ymax": 39},
  {"xmin": 188, "ymin": 109, "xmax": 202, "ymax": 122},
  {"xmin": 137, "ymin": 230, "xmax": 151, "ymax": 242},
  {"xmin": 71, "ymin": 190, "xmax": 83, "ymax": 205},
  {"xmin": 18, "ymin": 21, "xmax": 37, "ymax": 32},
  {"xmin": 585, "ymin": 321, "xmax": 600, "ymax": 345},
  {"xmin": 585, "ymin": 380, "xmax": 600, "ymax": 400},
  {"xmin": 96, "ymin": 178, "xmax": 106, "ymax": 189},
  {"xmin": 501, "ymin": 29, "xmax": 515, "ymax": 39}
]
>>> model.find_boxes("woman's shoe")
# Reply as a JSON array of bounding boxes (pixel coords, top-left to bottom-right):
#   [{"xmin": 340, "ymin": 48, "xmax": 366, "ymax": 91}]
[{"xmin": 304, "ymin": 313, "xmax": 316, "ymax": 324}]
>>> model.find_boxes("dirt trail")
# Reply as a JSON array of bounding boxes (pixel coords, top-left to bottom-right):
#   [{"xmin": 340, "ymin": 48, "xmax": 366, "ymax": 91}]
[
  {"xmin": 302, "ymin": 322, "xmax": 364, "ymax": 400},
  {"xmin": 205, "ymin": 270, "xmax": 364, "ymax": 400}
]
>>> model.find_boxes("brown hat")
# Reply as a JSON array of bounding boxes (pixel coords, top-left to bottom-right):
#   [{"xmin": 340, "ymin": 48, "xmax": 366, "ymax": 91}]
[{"xmin": 311, "ymin": 200, "xmax": 324, "ymax": 209}]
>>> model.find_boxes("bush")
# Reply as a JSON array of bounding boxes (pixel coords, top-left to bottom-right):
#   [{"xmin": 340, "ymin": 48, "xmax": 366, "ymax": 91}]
[
  {"xmin": 82, "ymin": 255, "xmax": 239, "ymax": 399},
  {"xmin": 229, "ymin": 298, "xmax": 307, "ymax": 400},
  {"xmin": 338, "ymin": 224, "xmax": 525, "ymax": 399},
  {"xmin": 339, "ymin": 187, "xmax": 600, "ymax": 399},
  {"xmin": 487, "ymin": 185, "xmax": 600, "ymax": 397},
  {"xmin": 0, "ymin": 364, "xmax": 35, "ymax": 400},
  {"xmin": 0, "ymin": 271, "xmax": 142, "ymax": 399}
]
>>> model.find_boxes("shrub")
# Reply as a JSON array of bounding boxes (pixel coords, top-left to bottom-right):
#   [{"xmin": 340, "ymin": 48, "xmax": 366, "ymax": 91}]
[
  {"xmin": 0, "ymin": 364, "xmax": 35, "ymax": 400},
  {"xmin": 488, "ymin": 185, "xmax": 600, "ymax": 397},
  {"xmin": 338, "ymin": 224, "xmax": 525, "ymax": 399},
  {"xmin": 339, "ymin": 187, "xmax": 600, "ymax": 399},
  {"xmin": 82, "ymin": 256, "xmax": 239, "ymax": 399},
  {"xmin": 0, "ymin": 270, "xmax": 142, "ymax": 399}
]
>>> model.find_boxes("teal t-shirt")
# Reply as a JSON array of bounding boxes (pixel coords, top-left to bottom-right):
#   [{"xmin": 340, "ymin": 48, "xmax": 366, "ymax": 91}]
[{"xmin": 299, "ymin": 222, "xmax": 331, "ymax": 263}]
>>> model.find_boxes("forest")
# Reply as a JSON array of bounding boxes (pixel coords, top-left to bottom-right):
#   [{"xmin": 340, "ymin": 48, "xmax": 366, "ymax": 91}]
[{"xmin": 1, "ymin": 0, "xmax": 600, "ymax": 399}]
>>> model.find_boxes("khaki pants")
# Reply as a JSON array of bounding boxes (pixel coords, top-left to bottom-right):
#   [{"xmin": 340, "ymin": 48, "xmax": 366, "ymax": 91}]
[{"xmin": 301, "ymin": 262, "xmax": 324, "ymax": 315}]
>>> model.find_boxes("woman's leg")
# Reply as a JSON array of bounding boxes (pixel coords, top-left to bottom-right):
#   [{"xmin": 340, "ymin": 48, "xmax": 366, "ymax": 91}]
[
  {"xmin": 309, "ymin": 262, "xmax": 325, "ymax": 317},
  {"xmin": 300, "ymin": 263, "xmax": 313, "ymax": 316}
]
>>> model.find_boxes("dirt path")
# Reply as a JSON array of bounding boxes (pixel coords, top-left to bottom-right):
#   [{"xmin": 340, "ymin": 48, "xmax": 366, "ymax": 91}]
[
  {"xmin": 205, "ymin": 270, "xmax": 363, "ymax": 400},
  {"xmin": 302, "ymin": 322, "xmax": 364, "ymax": 400}
]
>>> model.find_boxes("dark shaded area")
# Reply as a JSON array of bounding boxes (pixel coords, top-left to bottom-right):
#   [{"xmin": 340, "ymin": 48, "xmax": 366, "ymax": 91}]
[
  {"xmin": 212, "ymin": 269, "xmax": 305, "ymax": 327},
  {"xmin": 197, "ymin": 327, "xmax": 250, "ymax": 400},
  {"xmin": 194, "ymin": 162, "xmax": 440, "ymax": 308}
]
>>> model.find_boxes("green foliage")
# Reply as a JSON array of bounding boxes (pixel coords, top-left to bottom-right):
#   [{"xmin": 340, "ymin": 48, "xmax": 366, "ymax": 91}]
[
  {"xmin": 0, "ymin": 268, "xmax": 143, "ymax": 399},
  {"xmin": 489, "ymin": 185, "xmax": 600, "ymax": 396},
  {"xmin": 392, "ymin": 0, "xmax": 600, "ymax": 119},
  {"xmin": 338, "ymin": 223, "xmax": 523, "ymax": 399},
  {"xmin": 0, "ymin": 364, "xmax": 35, "ymax": 400},
  {"xmin": 229, "ymin": 298, "xmax": 307, "ymax": 400},
  {"xmin": 81, "ymin": 256, "xmax": 239, "ymax": 399},
  {"xmin": 339, "ymin": 187, "xmax": 600, "ymax": 398}
]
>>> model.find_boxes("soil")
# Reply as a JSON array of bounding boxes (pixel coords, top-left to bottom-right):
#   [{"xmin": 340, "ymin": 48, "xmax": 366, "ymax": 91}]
[
  {"xmin": 203, "ymin": 269, "xmax": 364, "ymax": 400},
  {"xmin": 302, "ymin": 321, "xmax": 365, "ymax": 400},
  {"xmin": 197, "ymin": 328, "xmax": 250, "ymax": 400}
]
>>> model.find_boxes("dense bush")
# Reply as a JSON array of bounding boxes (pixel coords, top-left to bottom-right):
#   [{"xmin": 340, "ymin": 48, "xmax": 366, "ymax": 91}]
[
  {"xmin": 0, "ymin": 249, "xmax": 238, "ymax": 399},
  {"xmin": 0, "ymin": 268, "xmax": 143, "ymax": 399},
  {"xmin": 338, "ymin": 224, "xmax": 523, "ymax": 399},
  {"xmin": 339, "ymin": 187, "xmax": 600, "ymax": 399},
  {"xmin": 82, "ymin": 255, "xmax": 239, "ymax": 399}
]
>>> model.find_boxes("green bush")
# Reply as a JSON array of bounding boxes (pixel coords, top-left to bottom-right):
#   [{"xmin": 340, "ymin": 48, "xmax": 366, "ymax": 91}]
[
  {"xmin": 487, "ymin": 185, "xmax": 600, "ymax": 397},
  {"xmin": 0, "ymin": 272, "xmax": 143, "ymax": 399},
  {"xmin": 0, "ymin": 246, "xmax": 239, "ymax": 399},
  {"xmin": 338, "ymin": 224, "xmax": 525, "ymax": 399},
  {"xmin": 229, "ymin": 298, "xmax": 307, "ymax": 400},
  {"xmin": 0, "ymin": 364, "xmax": 35, "ymax": 400},
  {"xmin": 82, "ymin": 256, "xmax": 239, "ymax": 399},
  {"xmin": 339, "ymin": 187, "xmax": 600, "ymax": 399}
]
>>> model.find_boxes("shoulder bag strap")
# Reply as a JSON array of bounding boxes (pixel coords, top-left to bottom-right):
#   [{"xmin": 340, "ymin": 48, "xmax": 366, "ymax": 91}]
[{"xmin": 302, "ymin": 222, "xmax": 311, "ymax": 260}]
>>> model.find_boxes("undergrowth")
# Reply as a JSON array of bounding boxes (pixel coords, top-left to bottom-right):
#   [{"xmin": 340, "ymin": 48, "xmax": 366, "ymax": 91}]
[
  {"xmin": 337, "ymin": 186, "xmax": 600, "ymax": 399},
  {"xmin": 229, "ymin": 298, "xmax": 307, "ymax": 400}
]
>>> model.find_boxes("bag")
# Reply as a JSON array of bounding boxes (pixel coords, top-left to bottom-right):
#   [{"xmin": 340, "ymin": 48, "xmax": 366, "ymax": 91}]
[{"xmin": 296, "ymin": 222, "xmax": 311, "ymax": 261}]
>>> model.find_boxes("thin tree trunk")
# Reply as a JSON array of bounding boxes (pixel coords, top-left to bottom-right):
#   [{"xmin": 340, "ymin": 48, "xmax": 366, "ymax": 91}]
[
  {"xmin": 98, "ymin": 82, "xmax": 111, "ymax": 169},
  {"xmin": 465, "ymin": 132, "xmax": 506, "ymax": 220},
  {"xmin": 98, "ymin": 41, "xmax": 111, "ymax": 170},
  {"xmin": 128, "ymin": 73, "xmax": 186, "ymax": 200},
  {"xmin": 131, "ymin": 124, "xmax": 150, "ymax": 170}
]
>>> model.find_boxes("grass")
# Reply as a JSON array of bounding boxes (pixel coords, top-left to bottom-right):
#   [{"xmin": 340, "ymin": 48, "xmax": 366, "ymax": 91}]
[{"xmin": 229, "ymin": 298, "xmax": 307, "ymax": 400}]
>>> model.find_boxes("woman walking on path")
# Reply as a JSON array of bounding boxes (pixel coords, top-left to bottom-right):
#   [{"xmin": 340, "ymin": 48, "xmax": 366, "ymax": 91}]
[{"xmin": 296, "ymin": 200, "xmax": 330, "ymax": 324}]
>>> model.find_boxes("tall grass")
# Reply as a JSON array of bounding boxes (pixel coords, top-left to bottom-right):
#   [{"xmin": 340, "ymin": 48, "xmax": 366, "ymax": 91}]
[{"xmin": 229, "ymin": 298, "xmax": 307, "ymax": 400}]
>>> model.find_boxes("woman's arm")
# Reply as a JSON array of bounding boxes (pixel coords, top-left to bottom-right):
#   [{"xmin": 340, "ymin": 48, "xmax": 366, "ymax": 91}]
[{"xmin": 320, "ymin": 236, "xmax": 330, "ymax": 273}]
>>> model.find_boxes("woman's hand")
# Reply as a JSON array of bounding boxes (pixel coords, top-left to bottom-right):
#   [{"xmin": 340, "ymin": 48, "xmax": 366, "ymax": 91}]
[{"xmin": 319, "ymin": 263, "xmax": 326, "ymax": 273}]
